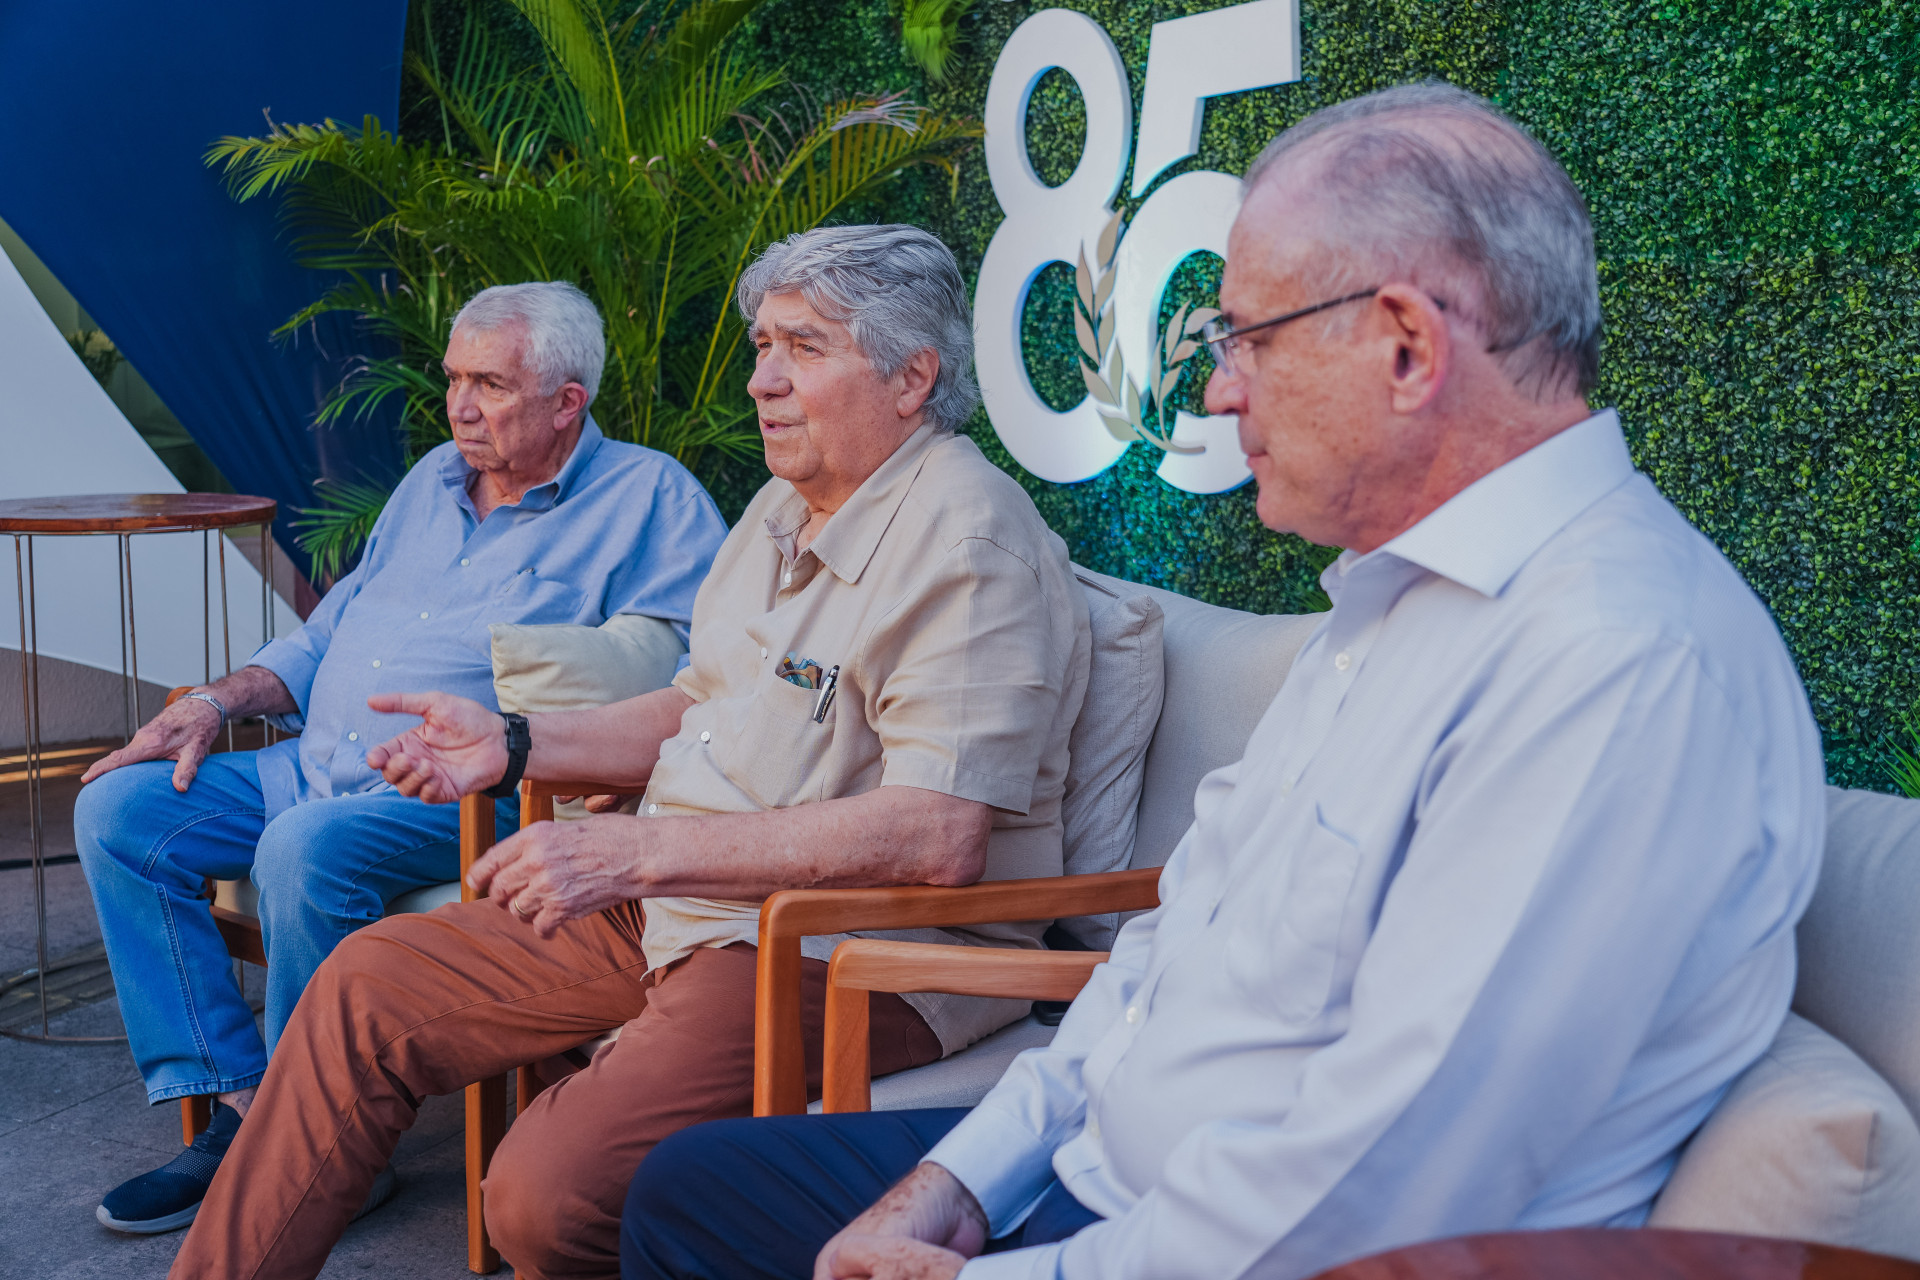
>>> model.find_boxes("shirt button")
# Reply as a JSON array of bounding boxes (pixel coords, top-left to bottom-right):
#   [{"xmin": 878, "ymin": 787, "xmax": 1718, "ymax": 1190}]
[
  {"xmin": 647, "ymin": 803, "xmax": 658, "ymax": 816},
  {"xmin": 460, "ymin": 557, "xmax": 470, "ymax": 567},
  {"xmin": 1086, "ymin": 1116, "xmax": 1101, "ymax": 1140},
  {"xmin": 1334, "ymin": 650, "xmax": 1351, "ymax": 671},
  {"xmin": 1124, "ymin": 1005, "xmax": 1141, "ymax": 1025},
  {"xmin": 371, "ymin": 659, "xmax": 381, "ymax": 668},
  {"xmin": 699, "ymin": 730, "xmax": 711, "ymax": 743},
  {"xmin": 760, "ymin": 647, "xmax": 768, "ymax": 660},
  {"xmin": 782, "ymin": 571, "xmax": 792, "ymax": 586},
  {"xmin": 1281, "ymin": 779, "xmax": 1294, "ymax": 797},
  {"xmin": 347, "ymin": 732, "xmax": 359, "ymax": 742},
  {"xmin": 419, "ymin": 611, "xmax": 430, "ymax": 620}
]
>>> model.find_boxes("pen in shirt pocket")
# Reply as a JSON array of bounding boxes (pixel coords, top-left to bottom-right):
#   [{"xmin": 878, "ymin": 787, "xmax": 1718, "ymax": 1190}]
[{"xmin": 810, "ymin": 665, "xmax": 840, "ymax": 724}]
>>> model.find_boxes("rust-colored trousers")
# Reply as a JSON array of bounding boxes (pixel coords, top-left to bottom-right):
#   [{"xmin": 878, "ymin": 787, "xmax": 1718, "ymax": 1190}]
[{"xmin": 169, "ymin": 898, "xmax": 940, "ymax": 1280}]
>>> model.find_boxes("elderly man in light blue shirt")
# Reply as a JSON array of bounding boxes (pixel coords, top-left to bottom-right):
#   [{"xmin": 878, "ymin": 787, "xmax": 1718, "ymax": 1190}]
[
  {"xmin": 74, "ymin": 281, "xmax": 727, "ymax": 1235},
  {"xmin": 618, "ymin": 84, "xmax": 1826, "ymax": 1280}
]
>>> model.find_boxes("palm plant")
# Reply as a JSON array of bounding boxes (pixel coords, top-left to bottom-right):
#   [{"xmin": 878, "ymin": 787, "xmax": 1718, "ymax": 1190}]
[{"xmin": 208, "ymin": 0, "xmax": 980, "ymax": 581}]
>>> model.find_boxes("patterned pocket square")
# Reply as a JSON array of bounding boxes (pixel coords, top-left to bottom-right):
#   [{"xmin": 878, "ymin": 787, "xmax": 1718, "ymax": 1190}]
[{"xmin": 774, "ymin": 653, "xmax": 824, "ymax": 689}]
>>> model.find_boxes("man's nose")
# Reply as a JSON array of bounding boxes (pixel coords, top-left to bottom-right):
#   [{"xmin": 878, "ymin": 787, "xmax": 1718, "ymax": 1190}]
[
  {"xmin": 747, "ymin": 356, "xmax": 790, "ymax": 401},
  {"xmin": 1203, "ymin": 363, "xmax": 1247, "ymax": 418},
  {"xmin": 447, "ymin": 383, "xmax": 481, "ymax": 421}
]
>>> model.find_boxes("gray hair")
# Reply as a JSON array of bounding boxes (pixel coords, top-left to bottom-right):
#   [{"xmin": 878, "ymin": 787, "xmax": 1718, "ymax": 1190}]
[
  {"xmin": 1246, "ymin": 82, "xmax": 1600, "ymax": 399},
  {"xmin": 451, "ymin": 281, "xmax": 606, "ymax": 404},
  {"xmin": 736, "ymin": 225, "xmax": 980, "ymax": 432}
]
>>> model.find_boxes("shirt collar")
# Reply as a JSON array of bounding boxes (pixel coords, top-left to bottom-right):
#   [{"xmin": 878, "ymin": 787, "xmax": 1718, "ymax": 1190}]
[
  {"xmin": 1349, "ymin": 409, "xmax": 1635, "ymax": 599},
  {"xmin": 763, "ymin": 423, "xmax": 944, "ymax": 585},
  {"xmin": 439, "ymin": 414, "xmax": 606, "ymax": 516}
]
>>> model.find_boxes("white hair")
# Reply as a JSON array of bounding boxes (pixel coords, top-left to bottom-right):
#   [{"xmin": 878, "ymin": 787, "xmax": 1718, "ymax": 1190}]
[
  {"xmin": 450, "ymin": 281, "xmax": 607, "ymax": 404},
  {"xmin": 1247, "ymin": 82, "xmax": 1601, "ymax": 399},
  {"xmin": 736, "ymin": 225, "xmax": 980, "ymax": 432}
]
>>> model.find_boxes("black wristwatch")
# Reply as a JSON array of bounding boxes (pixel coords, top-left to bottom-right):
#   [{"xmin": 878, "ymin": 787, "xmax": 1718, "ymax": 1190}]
[{"xmin": 484, "ymin": 712, "xmax": 531, "ymax": 799}]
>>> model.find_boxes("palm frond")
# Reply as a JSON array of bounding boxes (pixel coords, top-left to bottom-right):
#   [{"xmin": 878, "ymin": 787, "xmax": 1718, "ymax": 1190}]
[
  {"xmin": 293, "ymin": 477, "xmax": 397, "ymax": 585},
  {"xmin": 898, "ymin": 0, "xmax": 977, "ymax": 81}
]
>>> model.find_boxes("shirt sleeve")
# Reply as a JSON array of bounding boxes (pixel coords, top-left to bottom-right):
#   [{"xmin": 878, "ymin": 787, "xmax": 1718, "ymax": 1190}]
[
  {"xmin": 600, "ymin": 472, "xmax": 729, "ymax": 645},
  {"xmin": 925, "ymin": 830, "xmax": 1196, "ymax": 1230},
  {"xmin": 867, "ymin": 537, "xmax": 1078, "ymax": 814},
  {"xmin": 962, "ymin": 630, "xmax": 1820, "ymax": 1280}
]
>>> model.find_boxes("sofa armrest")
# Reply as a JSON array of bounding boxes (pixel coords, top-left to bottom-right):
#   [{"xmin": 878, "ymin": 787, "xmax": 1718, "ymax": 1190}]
[
  {"xmin": 820, "ymin": 940, "xmax": 1108, "ymax": 1112},
  {"xmin": 754, "ymin": 868, "xmax": 1161, "ymax": 1115}
]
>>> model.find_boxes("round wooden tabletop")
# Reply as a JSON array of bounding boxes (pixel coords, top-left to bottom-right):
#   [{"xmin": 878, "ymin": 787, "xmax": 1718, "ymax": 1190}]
[
  {"xmin": 0, "ymin": 493, "xmax": 277, "ymax": 534},
  {"xmin": 1311, "ymin": 1229, "xmax": 1920, "ymax": 1280}
]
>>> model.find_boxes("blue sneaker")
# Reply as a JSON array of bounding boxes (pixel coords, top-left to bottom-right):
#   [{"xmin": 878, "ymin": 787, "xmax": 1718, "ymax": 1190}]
[{"xmin": 96, "ymin": 1102, "xmax": 242, "ymax": 1234}]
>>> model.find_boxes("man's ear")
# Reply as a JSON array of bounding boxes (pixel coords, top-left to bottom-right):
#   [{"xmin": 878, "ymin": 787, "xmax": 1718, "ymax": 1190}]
[
  {"xmin": 895, "ymin": 348, "xmax": 940, "ymax": 420},
  {"xmin": 553, "ymin": 382, "xmax": 590, "ymax": 431},
  {"xmin": 1374, "ymin": 285, "xmax": 1451, "ymax": 415}
]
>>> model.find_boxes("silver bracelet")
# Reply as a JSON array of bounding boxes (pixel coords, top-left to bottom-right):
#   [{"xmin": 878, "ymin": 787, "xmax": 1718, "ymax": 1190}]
[{"xmin": 179, "ymin": 690, "xmax": 229, "ymax": 728}]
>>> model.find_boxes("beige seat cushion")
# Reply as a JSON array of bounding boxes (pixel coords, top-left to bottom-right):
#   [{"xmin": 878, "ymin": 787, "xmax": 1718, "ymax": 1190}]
[
  {"xmin": 1127, "ymin": 586, "xmax": 1320, "ymax": 870},
  {"xmin": 1055, "ymin": 568, "xmax": 1166, "ymax": 949},
  {"xmin": 1650, "ymin": 1013, "xmax": 1920, "ymax": 1260},
  {"xmin": 1796, "ymin": 785, "xmax": 1920, "ymax": 1121}
]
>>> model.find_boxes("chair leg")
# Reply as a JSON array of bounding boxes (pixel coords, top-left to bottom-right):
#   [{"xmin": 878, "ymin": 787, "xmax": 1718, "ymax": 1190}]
[
  {"xmin": 180, "ymin": 1095, "xmax": 212, "ymax": 1145},
  {"xmin": 466, "ymin": 1074, "xmax": 507, "ymax": 1274},
  {"xmin": 515, "ymin": 1063, "xmax": 546, "ymax": 1117}
]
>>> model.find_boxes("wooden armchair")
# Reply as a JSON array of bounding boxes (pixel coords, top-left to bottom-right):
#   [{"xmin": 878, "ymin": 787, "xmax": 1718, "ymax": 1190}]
[{"xmin": 751, "ymin": 869, "xmax": 1159, "ymax": 1116}]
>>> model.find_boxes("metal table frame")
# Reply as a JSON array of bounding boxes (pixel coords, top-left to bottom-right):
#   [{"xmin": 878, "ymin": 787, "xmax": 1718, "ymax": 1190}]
[{"xmin": 3, "ymin": 495, "xmax": 277, "ymax": 1044}]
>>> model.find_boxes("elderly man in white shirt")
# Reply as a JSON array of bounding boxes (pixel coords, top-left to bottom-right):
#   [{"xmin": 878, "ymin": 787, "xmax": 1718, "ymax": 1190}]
[{"xmin": 616, "ymin": 82, "xmax": 1826, "ymax": 1280}]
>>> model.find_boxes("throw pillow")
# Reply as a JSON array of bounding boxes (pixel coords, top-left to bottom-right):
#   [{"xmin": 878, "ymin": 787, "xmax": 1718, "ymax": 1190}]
[
  {"xmin": 1055, "ymin": 567, "xmax": 1166, "ymax": 950},
  {"xmin": 490, "ymin": 613, "xmax": 686, "ymax": 818},
  {"xmin": 1649, "ymin": 1012, "xmax": 1920, "ymax": 1261}
]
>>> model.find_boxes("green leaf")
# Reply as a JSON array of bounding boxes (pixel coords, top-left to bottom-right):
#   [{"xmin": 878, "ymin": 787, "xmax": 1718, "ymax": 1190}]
[{"xmin": 1099, "ymin": 411, "xmax": 1138, "ymax": 443}]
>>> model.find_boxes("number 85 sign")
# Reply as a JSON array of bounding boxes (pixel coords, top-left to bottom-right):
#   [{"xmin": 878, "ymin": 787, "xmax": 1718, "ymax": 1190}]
[{"xmin": 975, "ymin": 0, "xmax": 1300, "ymax": 494}]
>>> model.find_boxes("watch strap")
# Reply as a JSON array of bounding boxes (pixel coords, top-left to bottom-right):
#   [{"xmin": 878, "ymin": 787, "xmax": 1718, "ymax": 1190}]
[{"xmin": 484, "ymin": 712, "xmax": 531, "ymax": 799}]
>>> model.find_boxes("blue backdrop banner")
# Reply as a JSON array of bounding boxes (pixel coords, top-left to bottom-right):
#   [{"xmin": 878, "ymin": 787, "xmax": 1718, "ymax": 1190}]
[{"xmin": 0, "ymin": 2, "xmax": 409, "ymax": 582}]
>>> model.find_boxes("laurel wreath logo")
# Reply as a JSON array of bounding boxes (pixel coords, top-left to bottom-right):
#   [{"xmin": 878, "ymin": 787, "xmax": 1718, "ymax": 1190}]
[{"xmin": 1072, "ymin": 211, "xmax": 1220, "ymax": 455}]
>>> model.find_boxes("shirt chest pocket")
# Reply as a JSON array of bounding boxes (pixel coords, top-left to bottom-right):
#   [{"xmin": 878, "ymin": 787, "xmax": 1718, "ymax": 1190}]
[
  {"xmin": 1229, "ymin": 812, "xmax": 1363, "ymax": 1023},
  {"xmin": 706, "ymin": 667, "xmax": 839, "ymax": 809}
]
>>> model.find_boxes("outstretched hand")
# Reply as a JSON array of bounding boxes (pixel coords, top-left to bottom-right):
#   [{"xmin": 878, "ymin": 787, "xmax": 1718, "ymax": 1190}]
[
  {"xmin": 815, "ymin": 1164, "xmax": 987, "ymax": 1280},
  {"xmin": 79, "ymin": 696, "xmax": 223, "ymax": 792},
  {"xmin": 365, "ymin": 691, "xmax": 508, "ymax": 804}
]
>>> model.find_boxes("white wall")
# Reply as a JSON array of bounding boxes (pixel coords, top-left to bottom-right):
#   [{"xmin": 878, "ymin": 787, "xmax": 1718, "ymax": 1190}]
[{"xmin": 0, "ymin": 245, "xmax": 300, "ymax": 698}]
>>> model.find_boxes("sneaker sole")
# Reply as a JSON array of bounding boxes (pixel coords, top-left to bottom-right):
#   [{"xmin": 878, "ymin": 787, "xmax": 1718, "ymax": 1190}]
[{"xmin": 96, "ymin": 1201, "xmax": 199, "ymax": 1235}]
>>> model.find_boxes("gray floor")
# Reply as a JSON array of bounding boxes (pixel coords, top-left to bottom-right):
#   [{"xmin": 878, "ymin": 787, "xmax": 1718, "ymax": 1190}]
[{"xmin": 0, "ymin": 768, "xmax": 492, "ymax": 1278}]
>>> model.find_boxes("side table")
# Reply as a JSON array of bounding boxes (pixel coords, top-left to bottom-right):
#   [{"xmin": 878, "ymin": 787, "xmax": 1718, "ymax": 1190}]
[
  {"xmin": 1311, "ymin": 1228, "xmax": 1920, "ymax": 1280},
  {"xmin": 0, "ymin": 494, "xmax": 277, "ymax": 1043}
]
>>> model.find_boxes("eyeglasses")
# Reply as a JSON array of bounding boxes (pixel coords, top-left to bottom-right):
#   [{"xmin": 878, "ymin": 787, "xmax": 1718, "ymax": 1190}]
[{"xmin": 1199, "ymin": 289, "xmax": 1379, "ymax": 378}]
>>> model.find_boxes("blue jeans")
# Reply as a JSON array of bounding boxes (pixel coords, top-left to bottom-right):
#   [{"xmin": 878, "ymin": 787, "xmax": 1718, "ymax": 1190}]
[
  {"xmin": 75, "ymin": 751, "xmax": 515, "ymax": 1104},
  {"xmin": 622, "ymin": 1109, "xmax": 1100, "ymax": 1280}
]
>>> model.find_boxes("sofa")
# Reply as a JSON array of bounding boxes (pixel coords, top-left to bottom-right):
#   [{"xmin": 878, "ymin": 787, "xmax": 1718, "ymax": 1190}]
[{"xmin": 196, "ymin": 569, "xmax": 1920, "ymax": 1270}]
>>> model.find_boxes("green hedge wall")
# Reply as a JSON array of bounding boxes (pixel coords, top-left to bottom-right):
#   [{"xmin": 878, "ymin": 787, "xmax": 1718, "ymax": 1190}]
[{"xmin": 738, "ymin": 0, "xmax": 1920, "ymax": 788}]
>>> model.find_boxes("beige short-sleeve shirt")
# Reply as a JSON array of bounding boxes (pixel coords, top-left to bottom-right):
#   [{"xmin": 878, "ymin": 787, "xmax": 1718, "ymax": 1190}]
[{"xmin": 640, "ymin": 424, "xmax": 1091, "ymax": 1053}]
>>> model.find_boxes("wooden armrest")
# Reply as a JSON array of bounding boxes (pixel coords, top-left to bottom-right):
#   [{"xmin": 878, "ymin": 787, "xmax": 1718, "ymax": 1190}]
[
  {"xmin": 829, "ymin": 939, "xmax": 1107, "ymax": 1002},
  {"xmin": 821, "ymin": 939, "xmax": 1108, "ymax": 1113},
  {"xmin": 754, "ymin": 867, "xmax": 1159, "ymax": 1115}
]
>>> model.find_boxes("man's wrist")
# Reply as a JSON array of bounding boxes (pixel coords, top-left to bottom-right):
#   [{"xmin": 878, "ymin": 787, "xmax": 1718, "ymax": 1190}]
[
  {"xmin": 179, "ymin": 690, "xmax": 229, "ymax": 729},
  {"xmin": 485, "ymin": 712, "xmax": 532, "ymax": 798}
]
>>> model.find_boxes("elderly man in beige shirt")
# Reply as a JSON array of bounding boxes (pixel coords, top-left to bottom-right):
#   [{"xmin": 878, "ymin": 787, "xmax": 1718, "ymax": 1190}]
[{"xmin": 168, "ymin": 224, "xmax": 1090, "ymax": 1280}]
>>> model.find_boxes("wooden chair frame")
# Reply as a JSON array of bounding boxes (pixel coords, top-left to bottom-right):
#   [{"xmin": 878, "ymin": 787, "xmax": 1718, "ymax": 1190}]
[{"xmin": 819, "ymin": 941, "xmax": 1109, "ymax": 1113}]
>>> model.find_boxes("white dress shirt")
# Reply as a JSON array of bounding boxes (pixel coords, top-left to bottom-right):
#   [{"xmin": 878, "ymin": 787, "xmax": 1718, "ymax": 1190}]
[{"xmin": 926, "ymin": 411, "xmax": 1826, "ymax": 1280}]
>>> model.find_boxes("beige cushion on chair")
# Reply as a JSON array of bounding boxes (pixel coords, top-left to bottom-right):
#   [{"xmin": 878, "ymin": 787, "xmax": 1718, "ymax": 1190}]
[
  {"xmin": 1054, "ymin": 568, "xmax": 1166, "ymax": 949},
  {"xmin": 1127, "ymin": 585, "xmax": 1320, "ymax": 870},
  {"xmin": 1794, "ymin": 785, "xmax": 1920, "ymax": 1121},
  {"xmin": 490, "ymin": 613, "xmax": 686, "ymax": 715},
  {"xmin": 1650, "ymin": 1013, "xmax": 1920, "ymax": 1260}
]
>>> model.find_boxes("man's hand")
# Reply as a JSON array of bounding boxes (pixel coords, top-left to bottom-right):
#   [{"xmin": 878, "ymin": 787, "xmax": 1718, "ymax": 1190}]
[
  {"xmin": 816, "ymin": 1164, "xmax": 988, "ymax": 1280},
  {"xmin": 466, "ymin": 813, "xmax": 644, "ymax": 937},
  {"xmin": 80, "ymin": 695, "xmax": 223, "ymax": 792},
  {"xmin": 366, "ymin": 691, "xmax": 508, "ymax": 804}
]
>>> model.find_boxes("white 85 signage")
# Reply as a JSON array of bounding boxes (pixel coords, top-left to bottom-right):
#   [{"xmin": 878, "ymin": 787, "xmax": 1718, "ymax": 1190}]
[{"xmin": 974, "ymin": 0, "xmax": 1300, "ymax": 494}]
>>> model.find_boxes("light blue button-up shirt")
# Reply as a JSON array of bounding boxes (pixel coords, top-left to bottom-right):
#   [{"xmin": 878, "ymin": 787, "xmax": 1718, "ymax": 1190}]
[
  {"xmin": 928, "ymin": 411, "xmax": 1826, "ymax": 1280},
  {"xmin": 247, "ymin": 418, "xmax": 727, "ymax": 817}
]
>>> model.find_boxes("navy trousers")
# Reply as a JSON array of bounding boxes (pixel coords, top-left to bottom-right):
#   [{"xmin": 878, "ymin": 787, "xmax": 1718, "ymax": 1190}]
[{"xmin": 622, "ymin": 1109, "xmax": 1101, "ymax": 1280}]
